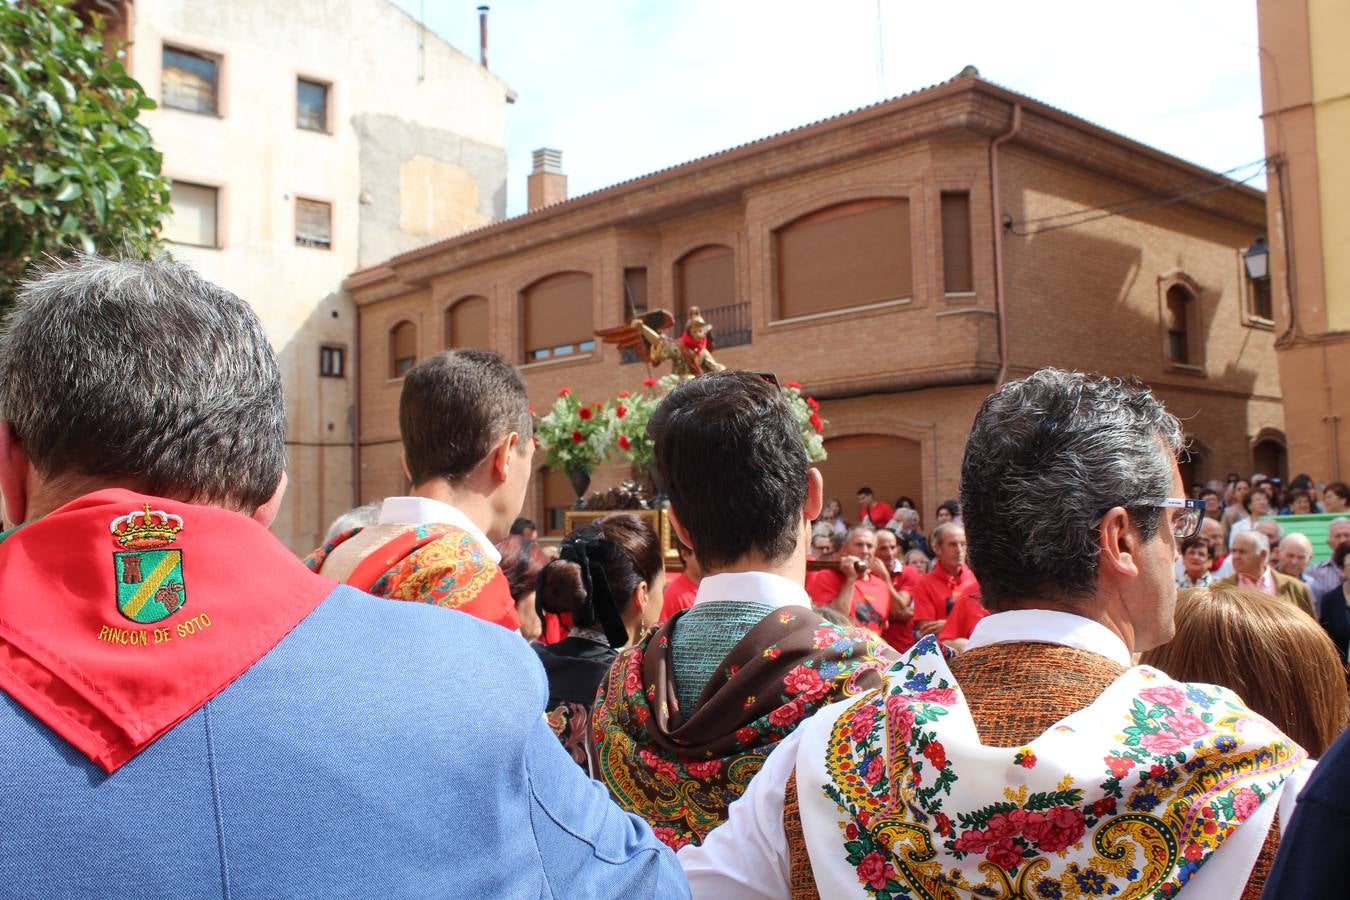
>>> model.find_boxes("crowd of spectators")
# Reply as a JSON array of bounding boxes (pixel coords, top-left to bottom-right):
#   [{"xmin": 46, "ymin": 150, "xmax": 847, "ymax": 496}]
[{"xmin": 8, "ymin": 254, "xmax": 1350, "ymax": 897}]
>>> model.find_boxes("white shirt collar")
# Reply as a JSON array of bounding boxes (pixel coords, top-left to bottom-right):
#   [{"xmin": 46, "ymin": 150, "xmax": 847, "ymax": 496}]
[
  {"xmin": 693, "ymin": 571, "xmax": 811, "ymax": 610},
  {"xmin": 377, "ymin": 496, "xmax": 501, "ymax": 564},
  {"xmin": 966, "ymin": 609, "xmax": 1133, "ymax": 668}
]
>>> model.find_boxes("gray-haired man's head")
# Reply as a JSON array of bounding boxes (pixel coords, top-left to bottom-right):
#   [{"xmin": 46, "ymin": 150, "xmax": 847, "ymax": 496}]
[
  {"xmin": 960, "ymin": 368, "xmax": 1183, "ymax": 611},
  {"xmin": 0, "ymin": 255, "xmax": 285, "ymax": 516}
]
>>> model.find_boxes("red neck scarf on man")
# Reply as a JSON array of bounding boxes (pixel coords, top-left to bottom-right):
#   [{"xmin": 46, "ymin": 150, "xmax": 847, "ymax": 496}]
[
  {"xmin": 679, "ymin": 330, "xmax": 707, "ymax": 354},
  {"xmin": 0, "ymin": 489, "xmax": 333, "ymax": 772}
]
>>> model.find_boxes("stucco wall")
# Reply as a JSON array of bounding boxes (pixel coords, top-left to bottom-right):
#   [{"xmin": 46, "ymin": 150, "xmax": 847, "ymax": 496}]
[{"xmin": 128, "ymin": 0, "xmax": 510, "ymax": 553}]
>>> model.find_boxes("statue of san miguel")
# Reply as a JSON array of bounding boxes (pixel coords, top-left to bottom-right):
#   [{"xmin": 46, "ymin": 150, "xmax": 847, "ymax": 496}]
[{"xmin": 596, "ymin": 307, "xmax": 726, "ymax": 377}]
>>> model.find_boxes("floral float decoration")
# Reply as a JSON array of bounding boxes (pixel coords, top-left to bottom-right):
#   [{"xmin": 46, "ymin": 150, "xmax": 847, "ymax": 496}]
[{"xmin": 536, "ymin": 376, "xmax": 827, "ymax": 504}]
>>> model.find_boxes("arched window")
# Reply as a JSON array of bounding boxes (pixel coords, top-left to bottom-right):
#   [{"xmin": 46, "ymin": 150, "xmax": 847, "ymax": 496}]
[
  {"xmin": 1252, "ymin": 431, "xmax": 1289, "ymax": 484},
  {"xmin": 445, "ymin": 296, "xmax": 490, "ymax": 350},
  {"xmin": 523, "ymin": 271, "xmax": 595, "ymax": 362},
  {"xmin": 1164, "ymin": 283, "xmax": 1196, "ymax": 366},
  {"xmin": 775, "ymin": 198, "xmax": 912, "ymax": 320},
  {"xmin": 676, "ymin": 245, "xmax": 735, "ymax": 318},
  {"xmin": 389, "ymin": 320, "xmax": 417, "ymax": 378}
]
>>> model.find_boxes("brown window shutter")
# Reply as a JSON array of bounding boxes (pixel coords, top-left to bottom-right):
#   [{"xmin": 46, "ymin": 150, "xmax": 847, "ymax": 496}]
[
  {"xmin": 524, "ymin": 272, "xmax": 594, "ymax": 354},
  {"xmin": 776, "ymin": 199, "xmax": 911, "ymax": 319},
  {"xmin": 678, "ymin": 245, "xmax": 735, "ymax": 317},
  {"xmin": 941, "ymin": 192, "xmax": 973, "ymax": 294},
  {"xmin": 447, "ymin": 296, "xmax": 490, "ymax": 349},
  {"xmin": 390, "ymin": 320, "xmax": 417, "ymax": 377},
  {"xmin": 623, "ymin": 268, "xmax": 648, "ymax": 317}
]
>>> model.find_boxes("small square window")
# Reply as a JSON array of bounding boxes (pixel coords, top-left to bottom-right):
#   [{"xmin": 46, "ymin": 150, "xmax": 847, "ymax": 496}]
[
  {"xmin": 165, "ymin": 181, "xmax": 219, "ymax": 248},
  {"xmin": 297, "ymin": 79, "xmax": 329, "ymax": 132},
  {"xmin": 320, "ymin": 345, "xmax": 345, "ymax": 378},
  {"xmin": 296, "ymin": 198, "xmax": 332, "ymax": 249},
  {"xmin": 162, "ymin": 46, "xmax": 219, "ymax": 115}
]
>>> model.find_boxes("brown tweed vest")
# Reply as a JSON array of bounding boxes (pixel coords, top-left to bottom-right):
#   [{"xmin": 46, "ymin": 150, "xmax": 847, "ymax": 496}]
[{"xmin": 784, "ymin": 642, "xmax": 1278, "ymax": 898}]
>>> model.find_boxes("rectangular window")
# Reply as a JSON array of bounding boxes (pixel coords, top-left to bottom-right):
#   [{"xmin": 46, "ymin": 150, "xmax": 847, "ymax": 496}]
[
  {"xmin": 1248, "ymin": 279, "xmax": 1273, "ymax": 322},
  {"xmin": 165, "ymin": 181, "xmax": 218, "ymax": 248},
  {"xmin": 162, "ymin": 46, "xmax": 219, "ymax": 115},
  {"xmin": 297, "ymin": 78, "xmax": 329, "ymax": 132},
  {"xmin": 941, "ymin": 192, "xmax": 974, "ymax": 294},
  {"xmin": 524, "ymin": 272, "xmax": 594, "ymax": 362},
  {"xmin": 319, "ymin": 345, "xmax": 345, "ymax": 378},
  {"xmin": 777, "ymin": 199, "xmax": 911, "ymax": 320},
  {"xmin": 623, "ymin": 267, "xmax": 648, "ymax": 318},
  {"xmin": 296, "ymin": 198, "xmax": 332, "ymax": 249}
]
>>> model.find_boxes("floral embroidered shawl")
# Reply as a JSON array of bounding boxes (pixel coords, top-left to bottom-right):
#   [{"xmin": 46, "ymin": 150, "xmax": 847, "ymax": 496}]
[
  {"xmin": 591, "ymin": 605, "xmax": 894, "ymax": 850},
  {"xmin": 797, "ymin": 637, "xmax": 1307, "ymax": 899},
  {"xmin": 304, "ymin": 524, "xmax": 518, "ymax": 631}
]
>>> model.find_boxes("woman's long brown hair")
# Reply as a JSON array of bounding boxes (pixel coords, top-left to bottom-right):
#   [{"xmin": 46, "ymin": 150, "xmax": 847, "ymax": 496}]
[{"xmin": 1141, "ymin": 584, "xmax": 1348, "ymax": 757}]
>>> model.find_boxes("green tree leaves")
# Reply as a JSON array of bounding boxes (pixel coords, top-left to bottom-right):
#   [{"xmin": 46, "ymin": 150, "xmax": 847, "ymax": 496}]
[{"xmin": 0, "ymin": 0, "xmax": 170, "ymax": 309}]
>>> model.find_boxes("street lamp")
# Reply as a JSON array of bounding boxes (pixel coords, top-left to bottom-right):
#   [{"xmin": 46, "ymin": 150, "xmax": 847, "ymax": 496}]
[{"xmin": 1243, "ymin": 236, "xmax": 1270, "ymax": 281}]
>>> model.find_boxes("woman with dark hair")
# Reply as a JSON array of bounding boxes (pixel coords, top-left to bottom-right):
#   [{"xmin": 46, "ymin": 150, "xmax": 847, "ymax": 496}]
[
  {"xmin": 533, "ymin": 513, "xmax": 664, "ymax": 775},
  {"xmin": 1142, "ymin": 584, "xmax": 1348, "ymax": 757},
  {"xmin": 496, "ymin": 534, "xmax": 551, "ymax": 641},
  {"xmin": 1316, "ymin": 543, "xmax": 1350, "ymax": 662}
]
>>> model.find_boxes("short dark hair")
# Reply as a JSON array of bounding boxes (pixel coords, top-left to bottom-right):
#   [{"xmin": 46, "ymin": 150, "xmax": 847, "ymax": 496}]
[
  {"xmin": 960, "ymin": 368, "xmax": 1182, "ymax": 609},
  {"xmin": 1334, "ymin": 542, "xmax": 1350, "ymax": 571},
  {"xmin": 1180, "ymin": 534, "xmax": 1212, "ymax": 558},
  {"xmin": 857, "ymin": 486, "xmax": 874, "ymax": 496},
  {"xmin": 496, "ymin": 535, "xmax": 549, "ymax": 601},
  {"xmin": 0, "ymin": 255, "xmax": 284, "ymax": 510},
  {"xmin": 399, "ymin": 350, "xmax": 532, "ymax": 487},
  {"xmin": 649, "ymin": 371, "xmax": 808, "ymax": 569},
  {"xmin": 937, "ymin": 499, "xmax": 961, "ymax": 518},
  {"xmin": 509, "ymin": 516, "xmax": 537, "ymax": 535},
  {"xmin": 1326, "ymin": 482, "xmax": 1350, "ymax": 505}
]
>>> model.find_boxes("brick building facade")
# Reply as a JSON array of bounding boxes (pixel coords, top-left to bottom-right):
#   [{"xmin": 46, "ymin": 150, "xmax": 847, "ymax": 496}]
[{"xmin": 345, "ymin": 72, "xmax": 1281, "ymax": 536}]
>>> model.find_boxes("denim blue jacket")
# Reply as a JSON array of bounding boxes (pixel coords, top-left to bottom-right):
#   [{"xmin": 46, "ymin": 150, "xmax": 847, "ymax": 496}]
[{"xmin": 0, "ymin": 585, "xmax": 688, "ymax": 899}]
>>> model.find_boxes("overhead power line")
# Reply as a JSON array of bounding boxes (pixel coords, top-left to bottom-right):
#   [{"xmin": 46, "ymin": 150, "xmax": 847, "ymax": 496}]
[{"xmin": 1007, "ymin": 161, "xmax": 1269, "ymax": 237}]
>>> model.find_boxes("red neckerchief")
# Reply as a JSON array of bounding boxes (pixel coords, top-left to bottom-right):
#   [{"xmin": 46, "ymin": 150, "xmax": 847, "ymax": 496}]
[
  {"xmin": 0, "ymin": 489, "xmax": 333, "ymax": 772},
  {"xmin": 679, "ymin": 330, "xmax": 707, "ymax": 353}
]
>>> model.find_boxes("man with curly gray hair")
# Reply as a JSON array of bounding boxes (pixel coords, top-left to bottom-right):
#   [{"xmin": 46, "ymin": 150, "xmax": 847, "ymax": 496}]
[{"xmin": 682, "ymin": 368, "xmax": 1312, "ymax": 898}]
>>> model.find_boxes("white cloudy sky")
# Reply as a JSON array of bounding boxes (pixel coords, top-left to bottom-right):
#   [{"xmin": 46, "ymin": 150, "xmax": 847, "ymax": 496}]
[{"xmin": 393, "ymin": 0, "xmax": 1268, "ymax": 217}]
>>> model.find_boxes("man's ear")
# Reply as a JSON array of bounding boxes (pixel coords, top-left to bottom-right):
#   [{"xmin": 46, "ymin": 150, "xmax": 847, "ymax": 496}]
[
  {"xmin": 0, "ymin": 421, "xmax": 30, "ymax": 528},
  {"xmin": 399, "ymin": 451, "xmax": 412, "ymax": 486},
  {"xmin": 491, "ymin": 432, "xmax": 520, "ymax": 484},
  {"xmin": 252, "ymin": 471, "xmax": 288, "ymax": 527},
  {"xmin": 667, "ymin": 505, "xmax": 694, "ymax": 554},
  {"xmin": 1097, "ymin": 506, "xmax": 1140, "ymax": 580},
  {"xmin": 805, "ymin": 467, "xmax": 824, "ymax": 522}
]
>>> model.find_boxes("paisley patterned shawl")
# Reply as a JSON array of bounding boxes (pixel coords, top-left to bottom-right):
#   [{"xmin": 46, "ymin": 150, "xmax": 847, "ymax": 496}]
[
  {"xmin": 304, "ymin": 524, "xmax": 517, "ymax": 630},
  {"xmin": 591, "ymin": 605, "xmax": 895, "ymax": 850},
  {"xmin": 797, "ymin": 637, "xmax": 1307, "ymax": 900}
]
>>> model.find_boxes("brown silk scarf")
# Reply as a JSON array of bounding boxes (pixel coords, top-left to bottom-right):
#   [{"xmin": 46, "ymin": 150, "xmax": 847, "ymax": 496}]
[{"xmin": 592, "ymin": 604, "xmax": 896, "ymax": 849}]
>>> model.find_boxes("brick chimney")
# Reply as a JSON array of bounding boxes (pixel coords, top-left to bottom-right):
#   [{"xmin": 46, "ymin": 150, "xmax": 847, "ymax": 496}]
[{"xmin": 527, "ymin": 148, "xmax": 567, "ymax": 211}]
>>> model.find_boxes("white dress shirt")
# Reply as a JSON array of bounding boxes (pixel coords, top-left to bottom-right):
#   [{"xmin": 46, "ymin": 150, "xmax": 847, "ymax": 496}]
[
  {"xmin": 377, "ymin": 496, "xmax": 500, "ymax": 563},
  {"xmin": 679, "ymin": 609, "xmax": 1314, "ymax": 899},
  {"xmin": 692, "ymin": 571, "xmax": 811, "ymax": 610}
]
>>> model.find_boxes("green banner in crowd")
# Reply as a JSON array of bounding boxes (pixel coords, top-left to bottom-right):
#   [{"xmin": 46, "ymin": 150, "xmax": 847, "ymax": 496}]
[{"xmin": 1273, "ymin": 513, "xmax": 1346, "ymax": 563}]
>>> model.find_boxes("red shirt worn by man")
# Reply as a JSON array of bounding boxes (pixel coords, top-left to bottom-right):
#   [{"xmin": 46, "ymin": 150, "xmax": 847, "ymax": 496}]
[
  {"xmin": 660, "ymin": 571, "xmax": 698, "ymax": 621},
  {"xmin": 912, "ymin": 562, "xmax": 982, "ymax": 639},
  {"xmin": 859, "ymin": 501, "xmax": 894, "ymax": 530},
  {"xmin": 806, "ymin": 568, "xmax": 891, "ymax": 633},
  {"xmin": 937, "ymin": 591, "xmax": 988, "ymax": 641},
  {"xmin": 881, "ymin": 564, "xmax": 923, "ymax": 651}
]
